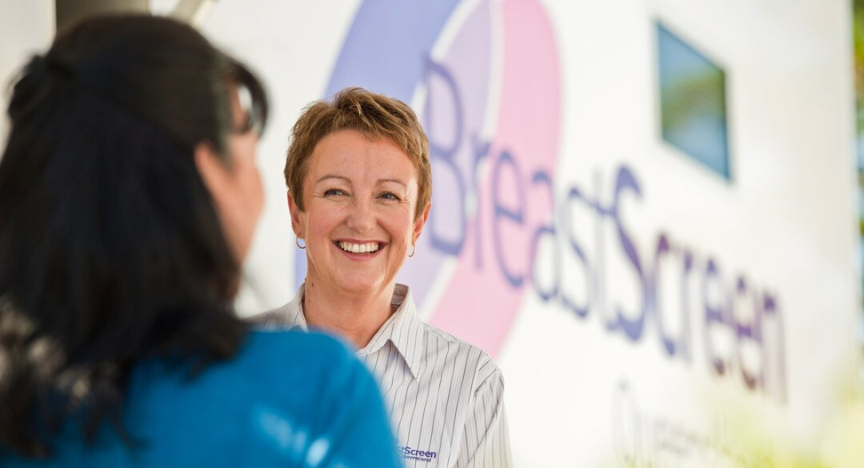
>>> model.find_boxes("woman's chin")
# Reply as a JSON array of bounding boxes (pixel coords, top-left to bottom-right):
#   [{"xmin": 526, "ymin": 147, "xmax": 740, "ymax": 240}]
[{"xmin": 332, "ymin": 275, "xmax": 387, "ymax": 296}]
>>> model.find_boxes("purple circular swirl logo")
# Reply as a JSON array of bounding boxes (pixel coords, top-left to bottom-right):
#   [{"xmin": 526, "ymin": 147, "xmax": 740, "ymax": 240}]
[{"xmin": 297, "ymin": 0, "xmax": 561, "ymax": 357}]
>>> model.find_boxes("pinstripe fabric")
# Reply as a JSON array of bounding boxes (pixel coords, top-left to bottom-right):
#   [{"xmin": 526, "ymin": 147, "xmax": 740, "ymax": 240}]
[{"xmin": 254, "ymin": 284, "xmax": 513, "ymax": 468}]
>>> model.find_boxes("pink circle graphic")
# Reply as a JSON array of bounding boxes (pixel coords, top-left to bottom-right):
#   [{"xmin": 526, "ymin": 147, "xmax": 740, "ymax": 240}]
[{"xmin": 313, "ymin": 0, "xmax": 562, "ymax": 357}]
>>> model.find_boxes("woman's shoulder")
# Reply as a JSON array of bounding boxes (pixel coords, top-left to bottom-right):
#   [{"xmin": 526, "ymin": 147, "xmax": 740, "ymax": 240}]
[
  {"xmin": 242, "ymin": 329, "xmax": 353, "ymax": 363},
  {"xmin": 121, "ymin": 329, "xmax": 396, "ymax": 466},
  {"xmin": 130, "ymin": 329, "xmax": 361, "ymax": 413},
  {"xmin": 208, "ymin": 329, "xmax": 361, "ymax": 390},
  {"xmin": 420, "ymin": 322, "xmax": 504, "ymax": 386}
]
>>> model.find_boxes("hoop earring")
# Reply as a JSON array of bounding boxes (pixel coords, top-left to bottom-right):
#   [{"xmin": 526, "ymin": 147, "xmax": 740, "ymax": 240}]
[
  {"xmin": 296, "ymin": 236, "xmax": 306, "ymax": 250},
  {"xmin": 408, "ymin": 243, "xmax": 416, "ymax": 258}
]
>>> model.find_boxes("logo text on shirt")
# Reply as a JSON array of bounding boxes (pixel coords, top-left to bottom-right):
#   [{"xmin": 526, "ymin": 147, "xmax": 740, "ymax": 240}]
[{"xmin": 399, "ymin": 446, "xmax": 438, "ymax": 463}]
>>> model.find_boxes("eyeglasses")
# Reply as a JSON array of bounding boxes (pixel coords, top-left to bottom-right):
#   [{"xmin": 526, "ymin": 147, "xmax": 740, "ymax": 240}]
[{"xmin": 234, "ymin": 83, "xmax": 264, "ymax": 135}]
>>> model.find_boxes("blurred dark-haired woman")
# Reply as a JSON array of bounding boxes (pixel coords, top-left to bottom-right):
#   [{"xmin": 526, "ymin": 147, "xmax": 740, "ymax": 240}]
[{"xmin": 0, "ymin": 15, "xmax": 401, "ymax": 467}]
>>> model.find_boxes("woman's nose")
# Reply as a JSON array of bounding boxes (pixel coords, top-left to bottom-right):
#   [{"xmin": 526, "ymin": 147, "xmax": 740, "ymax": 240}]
[{"xmin": 346, "ymin": 198, "xmax": 375, "ymax": 232}]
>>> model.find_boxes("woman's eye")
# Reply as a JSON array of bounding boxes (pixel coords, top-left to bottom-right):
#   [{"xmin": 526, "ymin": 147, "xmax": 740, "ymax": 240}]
[
  {"xmin": 324, "ymin": 188, "xmax": 347, "ymax": 196},
  {"xmin": 378, "ymin": 192, "xmax": 400, "ymax": 201}
]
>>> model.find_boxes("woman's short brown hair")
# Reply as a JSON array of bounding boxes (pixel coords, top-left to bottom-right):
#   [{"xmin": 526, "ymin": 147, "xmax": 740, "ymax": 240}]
[{"xmin": 284, "ymin": 87, "xmax": 431, "ymax": 219}]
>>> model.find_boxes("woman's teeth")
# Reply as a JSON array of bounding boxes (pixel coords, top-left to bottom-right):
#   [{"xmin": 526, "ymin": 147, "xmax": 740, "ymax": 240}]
[{"xmin": 338, "ymin": 241, "xmax": 380, "ymax": 254}]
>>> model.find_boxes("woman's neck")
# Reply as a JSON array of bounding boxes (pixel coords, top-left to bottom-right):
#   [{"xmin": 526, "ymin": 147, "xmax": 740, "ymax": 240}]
[{"xmin": 301, "ymin": 278, "xmax": 396, "ymax": 349}]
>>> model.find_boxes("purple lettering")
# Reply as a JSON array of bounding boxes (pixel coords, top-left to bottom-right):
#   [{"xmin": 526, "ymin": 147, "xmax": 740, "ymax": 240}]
[{"xmin": 491, "ymin": 149, "xmax": 526, "ymax": 288}]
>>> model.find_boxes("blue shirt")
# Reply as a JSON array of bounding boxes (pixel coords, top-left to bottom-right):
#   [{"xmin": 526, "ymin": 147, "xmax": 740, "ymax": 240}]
[{"xmin": 2, "ymin": 330, "xmax": 403, "ymax": 468}]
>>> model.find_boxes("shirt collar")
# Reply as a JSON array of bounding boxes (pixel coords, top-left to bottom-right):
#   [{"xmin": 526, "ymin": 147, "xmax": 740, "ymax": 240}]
[
  {"xmin": 360, "ymin": 284, "xmax": 424, "ymax": 380},
  {"xmin": 289, "ymin": 283, "xmax": 425, "ymax": 380},
  {"xmin": 277, "ymin": 284, "xmax": 309, "ymax": 331}
]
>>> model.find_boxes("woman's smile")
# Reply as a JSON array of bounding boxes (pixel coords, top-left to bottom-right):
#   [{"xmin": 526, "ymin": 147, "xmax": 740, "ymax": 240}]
[{"xmin": 335, "ymin": 239, "xmax": 384, "ymax": 257}]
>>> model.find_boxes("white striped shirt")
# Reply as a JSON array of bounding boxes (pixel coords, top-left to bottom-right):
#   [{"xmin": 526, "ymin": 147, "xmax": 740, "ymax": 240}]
[{"xmin": 254, "ymin": 284, "xmax": 513, "ymax": 468}]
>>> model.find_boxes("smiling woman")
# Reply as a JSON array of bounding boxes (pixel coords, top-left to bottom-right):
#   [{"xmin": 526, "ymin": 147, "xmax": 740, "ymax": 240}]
[{"xmin": 255, "ymin": 87, "xmax": 514, "ymax": 468}]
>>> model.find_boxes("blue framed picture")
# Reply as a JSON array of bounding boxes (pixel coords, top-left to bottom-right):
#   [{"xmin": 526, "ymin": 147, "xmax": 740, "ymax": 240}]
[{"xmin": 657, "ymin": 23, "xmax": 730, "ymax": 180}]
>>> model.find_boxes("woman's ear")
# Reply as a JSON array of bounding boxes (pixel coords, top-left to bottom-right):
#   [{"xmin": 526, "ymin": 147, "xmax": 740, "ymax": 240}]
[
  {"xmin": 413, "ymin": 202, "xmax": 431, "ymax": 244},
  {"xmin": 194, "ymin": 141, "xmax": 229, "ymax": 200},
  {"xmin": 288, "ymin": 190, "xmax": 304, "ymax": 238}
]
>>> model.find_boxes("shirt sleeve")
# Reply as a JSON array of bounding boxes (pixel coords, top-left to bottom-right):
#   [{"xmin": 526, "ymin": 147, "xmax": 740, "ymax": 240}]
[
  {"xmin": 310, "ymin": 339, "xmax": 403, "ymax": 468},
  {"xmin": 455, "ymin": 371, "xmax": 513, "ymax": 468}
]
